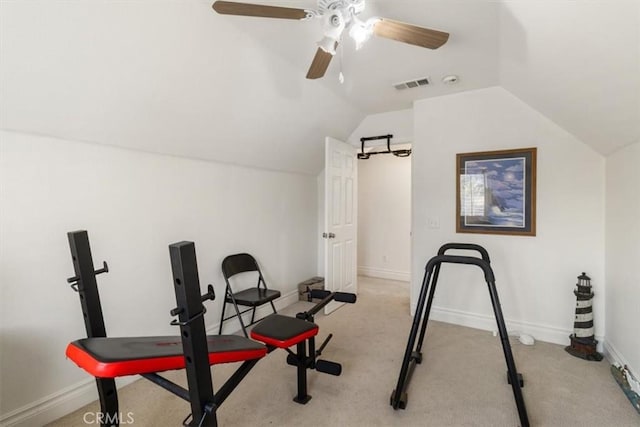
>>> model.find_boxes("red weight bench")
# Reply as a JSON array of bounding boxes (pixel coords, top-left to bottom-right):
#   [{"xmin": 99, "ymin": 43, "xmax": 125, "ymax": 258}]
[
  {"xmin": 65, "ymin": 335, "xmax": 268, "ymax": 378},
  {"xmin": 64, "ymin": 231, "xmax": 349, "ymax": 427}
]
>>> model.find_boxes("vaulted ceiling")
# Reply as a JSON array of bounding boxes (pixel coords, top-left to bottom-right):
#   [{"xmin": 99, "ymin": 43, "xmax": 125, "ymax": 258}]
[{"xmin": 1, "ymin": 1, "xmax": 638, "ymax": 174}]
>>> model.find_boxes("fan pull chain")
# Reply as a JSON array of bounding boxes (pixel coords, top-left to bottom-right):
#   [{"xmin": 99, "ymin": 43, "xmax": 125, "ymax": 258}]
[{"xmin": 338, "ymin": 44, "xmax": 345, "ymax": 84}]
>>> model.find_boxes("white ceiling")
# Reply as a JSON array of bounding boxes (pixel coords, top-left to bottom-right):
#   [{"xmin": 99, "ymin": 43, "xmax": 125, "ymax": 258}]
[{"xmin": 1, "ymin": 0, "xmax": 638, "ymax": 174}]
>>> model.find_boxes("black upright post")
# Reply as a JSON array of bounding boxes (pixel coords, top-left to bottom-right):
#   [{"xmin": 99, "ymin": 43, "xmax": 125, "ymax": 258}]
[
  {"xmin": 293, "ymin": 341, "xmax": 311, "ymax": 404},
  {"xmin": 169, "ymin": 242, "xmax": 217, "ymax": 427},
  {"xmin": 67, "ymin": 231, "xmax": 119, "ymax": 427}
]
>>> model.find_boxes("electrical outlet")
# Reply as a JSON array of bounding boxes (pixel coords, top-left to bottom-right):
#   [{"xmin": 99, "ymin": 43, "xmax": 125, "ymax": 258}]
[{"xmin": 428, "ymin": 218, "xmax": 440, "ymax": 229}]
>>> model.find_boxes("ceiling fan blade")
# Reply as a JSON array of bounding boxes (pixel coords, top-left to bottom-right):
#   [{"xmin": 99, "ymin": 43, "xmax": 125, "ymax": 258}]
[
  {"xmin": 212, "ymin": 1, "xmax": 309, "ymax": 20},
  {"xmin": 306, "ymin": 47, "xmax": 335, "ymax": 79},
  {"xmin": 373, "ymin": 18, "xmax": 449, "ymax": 49}
]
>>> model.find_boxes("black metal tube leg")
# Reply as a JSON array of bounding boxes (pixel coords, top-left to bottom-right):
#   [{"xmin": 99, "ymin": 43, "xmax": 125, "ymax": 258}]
[
  {"xmin": 391, "ymin": 269, "xmax": 434, "ymax": 409},
  {"xmin": 293, "ymin": 341, "xmax": 311, "ymax": 404},
  {"xmin": 415, "ymin": 264, "xmax": 441, "ymax": 354},
  {"xmin": 96, "ymin": 378, "xmax": 119, "ymax": 427},
  {"xmin": 232, "ymin": 298, "xmax": 249, "ymax": 338},
  {"xmin": 214, "ymin": 358, "xmax": 262, "ymax": 408},
  {"xmin": 486, "ymin": 280, "xmax": 529, "ymax": 427},
  {"xmin": 218, "ymin": 300, "xmax": 226, "ymax": 334}
]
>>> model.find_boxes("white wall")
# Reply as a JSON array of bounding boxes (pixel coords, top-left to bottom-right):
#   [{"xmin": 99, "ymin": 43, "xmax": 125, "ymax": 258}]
[
  {"xmin": 357, "ymin": 149, "xmax": 411, "ymax": 281},
  {"xmin": 347, "ymin": 109, "xmax": 413, "ymax": 147},
  {"xmin": 0, "ymin": 131, "xmax": 318, "ymax": 425},
  {"xmin": 605, "ymin": 142, "xmax": 640, "ymax": 377},
  {"xmin": 412, "ymin": 87, "xmax": 606, "ymax": 346}
]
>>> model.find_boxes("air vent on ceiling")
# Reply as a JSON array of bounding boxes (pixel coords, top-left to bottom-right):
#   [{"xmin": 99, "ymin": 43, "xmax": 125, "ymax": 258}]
[{"xmin": 393, "ymin": 77, "xmax": 431, "ymax": 90}]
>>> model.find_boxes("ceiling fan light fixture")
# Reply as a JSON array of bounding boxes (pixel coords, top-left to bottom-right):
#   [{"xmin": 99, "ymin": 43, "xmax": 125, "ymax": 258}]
[
  {"xmin": 317, "ymin": 11, "xmax": 346, "ymax": 54},
  {"xmin": 349, "ymin": 17, "xmax": 378, "ymax": 50},
  {"xmin": 318, "ymin": 36, "xmax": 339, "ymax": 54}
]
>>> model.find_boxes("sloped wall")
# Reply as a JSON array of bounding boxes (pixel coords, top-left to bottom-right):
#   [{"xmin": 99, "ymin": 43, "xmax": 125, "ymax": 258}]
[
  {"xmin": 347, "ymin": 109, "xmax": 413, "ymax": 146},
  {"xmin": 0, "ymin": 131, "xmax": 317, "ymax": 424},
  {"xmin": 411, "ymin": 87, "xmax": 605, "ymax": 344}
]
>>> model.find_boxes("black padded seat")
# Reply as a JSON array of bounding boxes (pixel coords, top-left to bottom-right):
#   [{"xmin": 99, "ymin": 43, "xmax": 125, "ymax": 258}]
[
  {"xmin": 66, "ymin": 335, "xmax": 267, "ymax": 378},
  {"xmin": 250, "ymin": 314, "xmax": 319, "ymax": 348},
  {"xmin": 230, "ymin": 288, "xmax": 280, "ymax": 306}
]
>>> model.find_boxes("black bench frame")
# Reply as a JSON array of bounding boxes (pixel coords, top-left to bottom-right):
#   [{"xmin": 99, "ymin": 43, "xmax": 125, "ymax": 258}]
[
  {"xmin": 67, "ymin": 231, "xmax": 263, "ymax": 426},
  {"xmin": 66, "ymin": 231, "xmax": 355, "ymax": 427}
]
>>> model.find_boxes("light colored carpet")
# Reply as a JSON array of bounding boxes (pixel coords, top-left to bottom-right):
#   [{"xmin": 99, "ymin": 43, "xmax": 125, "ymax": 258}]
[{"xmin": 50, "ymin": 276, "xmax": 639, "ymax": 426}]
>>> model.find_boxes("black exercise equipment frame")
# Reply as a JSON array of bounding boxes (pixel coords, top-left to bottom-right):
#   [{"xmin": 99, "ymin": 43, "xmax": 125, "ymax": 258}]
[
  {"xmin": 357, "ymin": 134, "xmax": 411, "ymax": 159},
  {"xmin": 283, "ymin": 289, "xmax": 357, "ymax": 403},
  {"xmin": 66, "ymin": 231, "xmax": 356, "ymax": 427},
  {"xmin": 390, "ymin": 243, "xmax": 529, "ymax": 427},
  {"xmin": 67, "ymin": 231, "xmax": 264, "ymax": 427},
  {"xmin": 67, "ymin": 231, "xmax": 119, "ymax": 426}
]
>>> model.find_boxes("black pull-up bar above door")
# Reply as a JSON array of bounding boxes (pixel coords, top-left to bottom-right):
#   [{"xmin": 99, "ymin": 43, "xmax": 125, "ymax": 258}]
[{"xmin": 358, "ymin": 134, "xmax": 411, "ymax": 159}]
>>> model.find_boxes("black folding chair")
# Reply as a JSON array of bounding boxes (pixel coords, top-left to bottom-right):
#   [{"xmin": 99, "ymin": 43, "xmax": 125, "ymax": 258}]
[{"xmin": 218, "ymin": 253, "xmax": 281, "ymax": 337}]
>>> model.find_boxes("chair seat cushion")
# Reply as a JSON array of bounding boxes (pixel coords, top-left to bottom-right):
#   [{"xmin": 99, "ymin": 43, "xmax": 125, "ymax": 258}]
[
  {"xmin": 250, "ymin": 314, "xmax": 319, "ymax": 348},
  {"xmin": 227, "ymin": 288, "xmax": 281, "ymax": 306},
  {"xmin": 66, "ymin": 335, "xmax": 267, "ymax": 378}
]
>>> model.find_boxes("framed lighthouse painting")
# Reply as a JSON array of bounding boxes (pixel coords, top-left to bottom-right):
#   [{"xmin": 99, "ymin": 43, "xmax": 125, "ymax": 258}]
[{"xmin": 456, "ymin": 147, "xmax": 537, "ymax": 236}]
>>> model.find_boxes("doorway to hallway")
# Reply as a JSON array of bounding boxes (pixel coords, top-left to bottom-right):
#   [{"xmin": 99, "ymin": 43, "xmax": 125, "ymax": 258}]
[{"xmin": 357, "ymin": 143, "xmax": 411, "ymax": 287}]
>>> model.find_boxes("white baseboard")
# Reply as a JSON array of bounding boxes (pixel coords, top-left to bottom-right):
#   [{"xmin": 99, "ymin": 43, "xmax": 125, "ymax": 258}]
[
  {"xmin": 358, "ymin": 266, "xmax": 410, "ymax": 282},
  {"xmin": 0, "ymin": 378, "xmax": 95, "ymax": 427},
  {"xmin": 0, "ymin": 376, "xmax": 137, "ymax": 427},
  {"xmin": 416, "ymin": 304, "xmax": 605, "ymax": 350},
  {"xmin": 604, "ymin": 340, "xmax": 624, "ymax": 365},
  {"xmin": 0, "ymin": 290, "xmax": 298, "ymax": 427}
]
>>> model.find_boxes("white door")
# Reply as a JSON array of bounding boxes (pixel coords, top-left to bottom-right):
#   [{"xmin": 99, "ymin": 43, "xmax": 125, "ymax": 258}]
[{"xmin": 324, "ymin": 136, "xmax": 357, "ymax": 314}]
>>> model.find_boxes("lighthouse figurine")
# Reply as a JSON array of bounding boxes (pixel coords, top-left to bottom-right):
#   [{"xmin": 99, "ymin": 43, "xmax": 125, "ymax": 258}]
[{"xmin": 565, "ymin": 272, "xmax": 603, "ymax": 361}]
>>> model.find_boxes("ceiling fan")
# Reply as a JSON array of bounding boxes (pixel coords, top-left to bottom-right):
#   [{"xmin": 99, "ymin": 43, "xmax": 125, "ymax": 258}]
[{"xmin": 212, "ymin": 0, "xmax": 449, "ymax": 80}]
